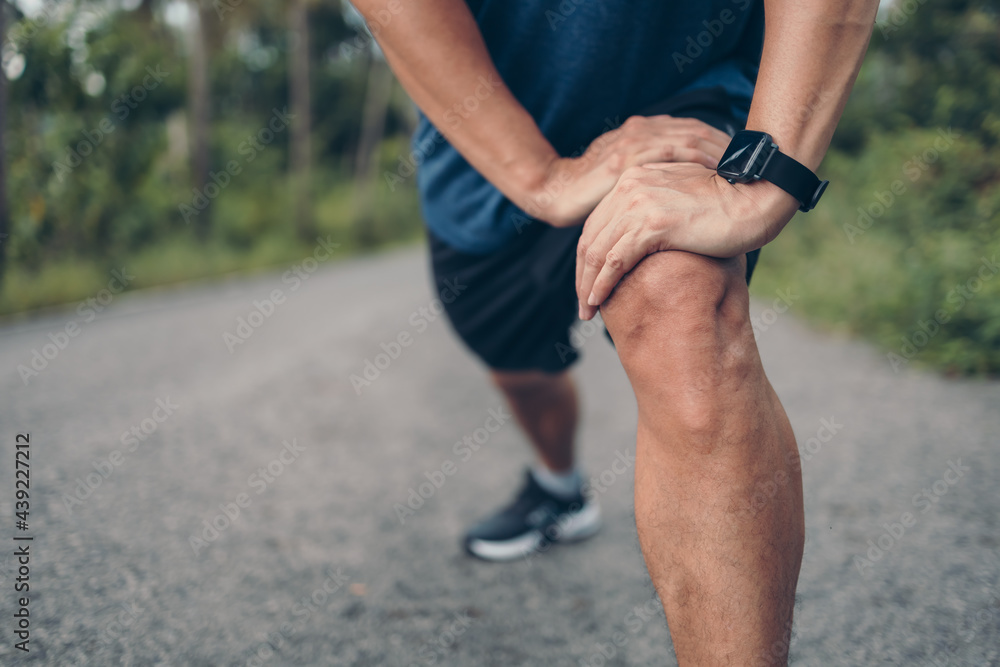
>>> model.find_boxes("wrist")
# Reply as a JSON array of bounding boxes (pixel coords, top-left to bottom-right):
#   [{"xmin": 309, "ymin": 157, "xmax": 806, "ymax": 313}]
[
  {"xmin": 514, "ymin": 156, "xmax": 579, "ymax": 227},
  {"xmin": 717, "ymin": 129, "xmax": 828, "ymax": 220},
  {"xmin": 508, "ymin": 153, "xmax": 562, "ymax": 221},
  {"xmin": 725, "ymin": 176, "xmax": 800, "ymax": 245},
  {"xmin": 736, "ymin": 178, "xmax": 799, "ymax": 219}
]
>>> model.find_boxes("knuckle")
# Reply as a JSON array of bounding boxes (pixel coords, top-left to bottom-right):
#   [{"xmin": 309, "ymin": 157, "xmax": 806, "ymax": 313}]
[
  {"xmin": 616, "ymin": 179, "xmax": 637, "ymax": 196},
  {"xmin": 604, "ymin": 252, "xmax": 624, "ymax": 271},
  {"xmin": 693, "ymin": 123, "xmax": 712, "ymax": 138},
  {"xmin": 626, "ymin": 190, "xmax": 650, "ymax": 209},
  {"xmin": 621, "ymin": 165, "xmax": 645, "ymax": 181},
  {"xmin": 625, "ymin": 190, "xmax": 656, "ymax": 214},
  {"xmin": 584, "ymin": 248, "xmax": 605, "ymax": 268},
  {"xmin": 636, "ymin": 186, "xmax": 653, "ymax": 200},
  {"xmin": 607, "ymin": 151, "xmax": 626, "ymax": 171},
  {"xmin": 622, "ymin": 115, "xmax": 643, "ymax": 130}
]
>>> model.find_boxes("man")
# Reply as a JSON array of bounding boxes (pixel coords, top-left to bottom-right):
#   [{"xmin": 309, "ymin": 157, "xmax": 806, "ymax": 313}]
[{"xmin": 352, "ymin": 0, "xmax": 878, "ymax": 663}]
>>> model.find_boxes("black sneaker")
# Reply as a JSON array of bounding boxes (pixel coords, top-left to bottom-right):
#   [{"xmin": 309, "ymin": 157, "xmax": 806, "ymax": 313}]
[{"xmin": 463, "ymin": 469, "xmax": 601, "ymax": 561}]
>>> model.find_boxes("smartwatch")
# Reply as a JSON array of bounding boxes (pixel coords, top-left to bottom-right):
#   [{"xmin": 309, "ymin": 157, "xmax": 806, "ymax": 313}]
[{"xmin": 716, "ymin": 130, "xmax": 829, "ymax": 212}]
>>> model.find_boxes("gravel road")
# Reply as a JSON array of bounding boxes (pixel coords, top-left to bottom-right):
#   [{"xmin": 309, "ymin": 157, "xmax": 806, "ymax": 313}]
[{"xmin": 0, "ymin": 244, "xmax": 997, "ymax": 666}]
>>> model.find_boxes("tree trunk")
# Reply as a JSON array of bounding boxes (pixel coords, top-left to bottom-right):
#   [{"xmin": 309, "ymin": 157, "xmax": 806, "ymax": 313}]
[
  {"xmin": 288, "ymin": 0, "xmax": 314, "ymax": 241},
  {"xmin": 352, "ymin": 56, "xmax": 393, "ymax": 247},
  {"xmin": 188, "ymin": 0, "xmax": 211, "ymax": 237}
]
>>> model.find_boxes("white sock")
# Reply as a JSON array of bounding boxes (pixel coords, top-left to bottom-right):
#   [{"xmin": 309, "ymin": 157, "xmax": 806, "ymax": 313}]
[{"xmin": 531, "ymin": 464, "xmax": 582, "ymax": 500}]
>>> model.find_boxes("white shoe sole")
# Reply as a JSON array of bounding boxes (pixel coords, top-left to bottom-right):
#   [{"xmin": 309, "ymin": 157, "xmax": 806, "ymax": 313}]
[{"xmin": 466, "ymin": 500, "xmax": 602, "ymax": 562}]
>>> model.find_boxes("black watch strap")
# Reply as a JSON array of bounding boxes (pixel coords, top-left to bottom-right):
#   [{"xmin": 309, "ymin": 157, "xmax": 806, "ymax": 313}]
[{"xmin": 760, "ymin": 150, "xmax": 829, "ymax": 213}]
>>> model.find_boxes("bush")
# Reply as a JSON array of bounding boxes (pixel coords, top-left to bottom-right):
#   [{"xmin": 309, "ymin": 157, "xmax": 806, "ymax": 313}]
[{"xmin": 752, "ymin": 126, "xmax": 1000, "ymax": 375}]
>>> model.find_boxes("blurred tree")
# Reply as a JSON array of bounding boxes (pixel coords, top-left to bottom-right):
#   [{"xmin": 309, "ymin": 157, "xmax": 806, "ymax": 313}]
[
  {"xmin": 1, "ymin": 0, "xmax": 417, "ymax": 311},
  {"xmin": 877, "ymin": 0, "xmax": 999, "ymax": 144},
  {"xmin": 188, "ymin": 0, "xmax": 211, "ymax": 237},
  {"xmin": 835, "ymin": 0, "xmax": 1000, "ymax": 152},
  {"xmin": 288, "ymin": 0, "xmax": 314, "ymax": 241},
  {"xmin": 352, "ymin": 52, "xmax": 392, "ymax": 247},
  {"xmin": 4, "ymin": 2, "xmax": 183, "ymax": 262}
]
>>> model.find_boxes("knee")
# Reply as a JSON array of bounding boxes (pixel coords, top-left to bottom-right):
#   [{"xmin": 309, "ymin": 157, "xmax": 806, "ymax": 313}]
[
  {"xmin": 600, "ymin": 251, "xmax": 758, "ymax": 434},
  {"xmin": 601, "ymin": 250, "xmax": 749, "ymax": 353}
]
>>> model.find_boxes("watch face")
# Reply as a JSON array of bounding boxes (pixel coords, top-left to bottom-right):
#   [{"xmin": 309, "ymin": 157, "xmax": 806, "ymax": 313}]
[{"xmin": 717, "ymin": 131, "xmax": 771, "ymax": 182}]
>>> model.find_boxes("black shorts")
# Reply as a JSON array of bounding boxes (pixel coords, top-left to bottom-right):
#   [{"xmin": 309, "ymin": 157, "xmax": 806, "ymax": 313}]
[{"xmin": 428, "ymin": 86, "xmax": 762, "ymax": 373}]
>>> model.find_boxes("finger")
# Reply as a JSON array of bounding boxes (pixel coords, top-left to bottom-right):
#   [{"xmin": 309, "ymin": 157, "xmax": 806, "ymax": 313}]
[
  {"xmin": 626, "ymin": 141, "xmax": 720, "ymax": 169},
  {"xmin": 577, "ymin": 217, "xmax": 629, "ymax": 319},
  {"xmin": 666, "ymin": 146, "xmax": 721, "ymax": 169},
  {"xmin": 641, "ymin": 161, "xmax": 701, "ymax": 173},
  {"xmin": 641, "ymin": 116, "xmax": 732, "ymax": 152},
  {"xmin": 576, "ymin": 219, "xmax": 593, "ymax": 295},
  {"xmin": 576, "ymin": 194, "xmax": 617, "ymax": 293},
  {"xmin": 674, "ymin": 118, "xmax": 733, "ymax": 152},
  {"xmin": 641, "ymin": 161, "xmax": 678, "ymax": 170},
  {"xmin": 653, "ymin": 130, "xmax": 729, "ymax": 160},
  {"xmin": 665, "ymin": 132, "xmax": 728, "ymax": 162},
  {"xmin": 697, "ymin": 138, "xmax": 728, "ymax": 163},
  {"xmin": 587, "ymin": 231, "xmax": 649, "ymax": 311}
]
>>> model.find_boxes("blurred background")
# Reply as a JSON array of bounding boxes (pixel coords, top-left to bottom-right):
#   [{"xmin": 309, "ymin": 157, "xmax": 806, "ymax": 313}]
[
  {"xmin": 0, "ymin": 0, "xmax": 997, "ymax": 373},
  {"xmin": 0, "ymin": 1, "xmax": 999, "ymax": 666},
  {"xmin": 2, "ymin": 0, "xmax": 422, "ymax": 311}
]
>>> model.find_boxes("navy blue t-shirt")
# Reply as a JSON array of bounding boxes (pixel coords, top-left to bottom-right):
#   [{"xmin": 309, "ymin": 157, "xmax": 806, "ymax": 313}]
[{"xmin": 413, "ymin": 0, "xmax": 764, "ymax": 254}]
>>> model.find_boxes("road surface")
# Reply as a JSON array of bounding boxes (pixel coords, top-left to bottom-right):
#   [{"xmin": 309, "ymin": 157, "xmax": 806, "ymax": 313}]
[{"xmin": 0, "ymin": 245, "xmax": 997, "ymax": 666}]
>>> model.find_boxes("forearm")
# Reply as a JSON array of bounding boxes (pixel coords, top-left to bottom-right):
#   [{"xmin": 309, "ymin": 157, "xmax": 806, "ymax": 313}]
[
  {"xmin": 350, "ymin": 0, "xmax": 556, "ymax": 210},
  {"xmin": 574, "ymin": 1, "xmax": 882, "ymax": 316},
  {"xmin": 740, "ymin": 0, "xmax": 880, "ymax": 221}
]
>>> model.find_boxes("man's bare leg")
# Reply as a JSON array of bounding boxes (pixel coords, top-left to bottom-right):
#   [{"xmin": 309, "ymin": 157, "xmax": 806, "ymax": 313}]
[
  {"xmin": 601, "ymin": 250, "xmax": 805, "ymax": 666},
  {"xmin": 490, "ymin": 370, "xmax": 578, "ymax": 473},
  {"xmin": 462, "ymin": 369, "xmax": 593, "ymax": 561}
]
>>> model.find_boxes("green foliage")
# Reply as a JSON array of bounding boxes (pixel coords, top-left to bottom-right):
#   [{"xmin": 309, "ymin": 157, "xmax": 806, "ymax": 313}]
[
  {"xmin": 836, "ymin": 0, "xmax": 1000, "ymax": 152},
  {"xmin": 8, "ymin": 8, "xmax": 190, "ymax": 266},
  {"xmin": 2, "ymin": 0, "xmax": 419, "ymax": 314},
  {"xmin": 753, "ymin": 0, "xmax": 1000, "ymax": 376},
  {"xmin": 753, "ymin": 129, "xmax": 1000, "ymax": 375}
]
